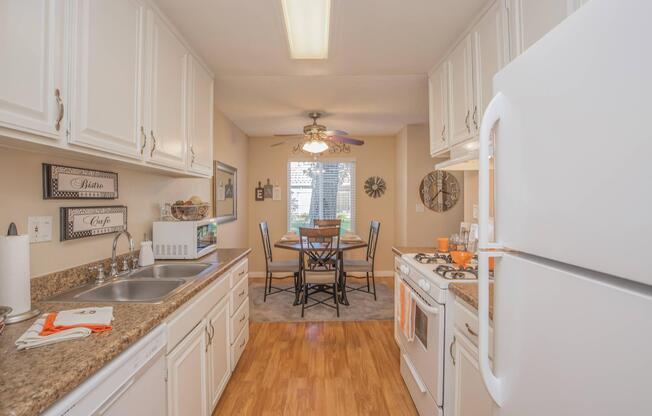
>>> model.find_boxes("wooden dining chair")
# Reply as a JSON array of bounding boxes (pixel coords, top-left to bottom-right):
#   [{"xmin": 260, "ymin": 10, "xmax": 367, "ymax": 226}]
[
  {"xmin": 313, "ymin": 219, "xmax": 341, "ymax": 228},
  {"xmin": 259, "ymin": 222, "xmax": 300, "ymax": 302},
  {"xmin": 343, "ymin": 220, "xmax": 381, "ymax": 300},
  {"xmin": 299, "ymin": 227, "xmax": 341, "ymax": 317}
]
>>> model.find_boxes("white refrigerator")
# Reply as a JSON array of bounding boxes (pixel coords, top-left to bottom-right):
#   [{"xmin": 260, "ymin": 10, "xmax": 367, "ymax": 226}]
[{"xmin": 476, "ymin": 1, "xmax": 652, "ymax": 415}]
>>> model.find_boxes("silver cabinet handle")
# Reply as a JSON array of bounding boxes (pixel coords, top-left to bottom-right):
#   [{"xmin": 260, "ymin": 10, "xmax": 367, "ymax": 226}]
[
  {"xmin": 209, "ymin": 321, "xmax": 215, "ymax": 344},
  {"xmin": 150, "ymin": 130, "xmax": 157, "ymax": 157},
  {"xmin": 205, "ymin": 326, "xmax": 211, "ymax": 351},
  {"xmin": 465, "ymin": 322, "xmax": 478, "ymax": 337},
  {"xmin": 190, "ymin": 145, "xmax": 195, "ymax": 165},
  {"xmin": 441, "ymin": 124, "xmax": 446, "ymax": 142},
  {"xmin": 140, "ymin": 127, "xmax": 147, "ymax": 155},
  {"xmin": 239, "ymin": 314, "xmax": 247, "ymax": 323},
  {"xmin": 238, "ymin": 289, "xmax": 246, "ymax": 297},
  {"xmin": 450, "ymin": 335, "xmax": 456, "ymax": 366},
  {"xmin": 55, "ymin": 89, "xmax": 64, "ymax": 131},
  {"xmin": 239, "ymin": 339, "xmax": 246, "ymax": 348},
  {"xmin": 465, "ymin": 110, "xmax": 470, "ymax": 133},
  {"xmin": 473, "ymin": 105, "xmax": 478, "ymax": 130}
]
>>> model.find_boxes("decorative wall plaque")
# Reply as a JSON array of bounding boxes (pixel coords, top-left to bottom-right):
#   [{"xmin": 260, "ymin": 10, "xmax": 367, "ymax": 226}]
[
  {"xmin": 43, "ymin": 164, "xmax": 118, "ymax": 199},
  {"xmin": 255, "ymin": 181, "xmax": 264, "ymax": 201},
  {"xmin": 60, "ymin": 206, "xmax": 127, "ymax": 241},
  {"xmin": 364, "ymin": 176, "xmax": 386, "ymax": 198},
  {"xmin": 419, "ymin": 171, "xmax": 460, "ymax": 212}
]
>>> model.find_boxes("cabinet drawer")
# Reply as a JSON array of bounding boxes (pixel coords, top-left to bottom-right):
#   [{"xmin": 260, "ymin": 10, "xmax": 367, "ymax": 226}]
[
  {"xmin": 230, "ymin": 298, "xmax": 249, "ymax": 343},
  {"xmin": 230, "ymin": 276, "xmax": 248, "ymax": 316},
  {"xmin": 229, "ymin": 259, "xmax": 248, "ymax": 288},
  {"xmin": 453, "ymin": 297, "xmax": 494, "ymax": 358},
  {"xmin": 166, "ymin": 276, "xmax": 228, "ymax": 353},
  {"xmin": 230, "ymin": 324, "xmax": 249, "ymax": 371}
]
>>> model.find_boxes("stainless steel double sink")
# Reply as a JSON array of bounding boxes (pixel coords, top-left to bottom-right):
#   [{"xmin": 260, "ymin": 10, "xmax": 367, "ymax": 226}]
[{"xmin": 45, "ymin": 263, "xmax": 216, "ymax": 304}]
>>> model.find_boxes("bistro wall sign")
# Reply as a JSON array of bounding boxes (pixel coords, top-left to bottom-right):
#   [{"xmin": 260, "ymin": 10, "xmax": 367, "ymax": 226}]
[
  {"xmin": 60, "ymin": 206, "xmax": 127, "ymax": 241},
  {"xmin": 43, "ymin": 164, "xmax": 118, "ymax": 199}
]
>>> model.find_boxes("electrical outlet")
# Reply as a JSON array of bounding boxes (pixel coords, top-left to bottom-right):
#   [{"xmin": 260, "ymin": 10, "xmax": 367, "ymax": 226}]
[
  {"xmin": 28, "ymin": 216, "xmax": 52, "ymax": 243},
  {"xmin": 473, "ymin": 204, "xmax": 479, "ymax": 219}
]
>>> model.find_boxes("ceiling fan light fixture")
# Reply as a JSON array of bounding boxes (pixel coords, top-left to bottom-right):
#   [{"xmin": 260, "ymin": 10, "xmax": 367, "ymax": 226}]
[
  {"xmin": 302, "ymin": 139, "xmax": 329, "ymax": 154},
  {"xmin": 281, "ymin": 0, "xmax": 331, "ymax": 59}
]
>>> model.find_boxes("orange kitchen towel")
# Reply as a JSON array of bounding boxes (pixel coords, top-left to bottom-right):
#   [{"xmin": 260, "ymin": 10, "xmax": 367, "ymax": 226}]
[
  {"xmin": 399, "ymin": 280, "xmax": 416, "ymax": 341},
  {"xmin": 39, "ymin": 312, "xmax": 112, "ymax": 336}
]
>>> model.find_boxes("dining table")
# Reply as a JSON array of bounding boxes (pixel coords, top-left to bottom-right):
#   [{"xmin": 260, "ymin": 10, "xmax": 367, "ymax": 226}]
[{"xmin": 274, "ymin": 238, "xmax": 368, "ymax": 306}]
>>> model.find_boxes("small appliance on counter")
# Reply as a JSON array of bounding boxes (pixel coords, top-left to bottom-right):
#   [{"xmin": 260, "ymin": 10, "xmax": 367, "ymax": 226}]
[{"xmin": 153, "ymin": 218, "xmax": 217, "ymax": 259}]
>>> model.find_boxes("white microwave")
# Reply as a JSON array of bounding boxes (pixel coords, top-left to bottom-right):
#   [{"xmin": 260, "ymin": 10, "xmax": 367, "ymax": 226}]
[{"xmin": 153, "ymin": 218, "xmax": 217, "ymax": 259}]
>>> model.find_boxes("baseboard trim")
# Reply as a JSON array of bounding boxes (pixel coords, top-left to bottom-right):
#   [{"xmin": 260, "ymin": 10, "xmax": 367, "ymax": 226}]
[{"xmin": 249, "ymin": 270, "xmax": 394, "ymax": 278}]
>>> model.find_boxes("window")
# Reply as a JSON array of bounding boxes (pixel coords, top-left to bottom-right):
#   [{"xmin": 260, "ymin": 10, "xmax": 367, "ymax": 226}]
[{"xmin": 287, "ymin": 160, "xmax": 355, "ymax": 232}]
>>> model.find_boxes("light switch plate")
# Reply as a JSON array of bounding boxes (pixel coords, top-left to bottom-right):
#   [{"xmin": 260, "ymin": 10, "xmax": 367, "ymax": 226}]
[
  {"xmin": 28, "ymin": 216, "xmax": 52, "ymax": 243},
  {"xmin": 473, "ymin": 204, "xmax": 479, "ymax": 219}
]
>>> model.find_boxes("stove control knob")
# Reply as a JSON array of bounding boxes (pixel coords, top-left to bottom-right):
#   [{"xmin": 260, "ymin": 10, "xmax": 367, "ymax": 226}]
[
  {"xmin": 400, "ymin": 265, "xmax": 410, "ymax": 275},
  {"xmin": 418, "ymin": 279, "xmax": 431, "ymax": 291}
]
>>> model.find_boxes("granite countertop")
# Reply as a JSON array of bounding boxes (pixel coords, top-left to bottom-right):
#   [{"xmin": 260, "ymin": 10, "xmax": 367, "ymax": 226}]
[
  {"xmin": 392, "ymin": 246, "xmax": 437, "ymax": 256},
  {"xmin": 0, "ymin": 248, "xmax": 251, "ymax": 416},
  {"xmin": 449, "ymin": 282, "xmax": 494, "ymax": 320}
]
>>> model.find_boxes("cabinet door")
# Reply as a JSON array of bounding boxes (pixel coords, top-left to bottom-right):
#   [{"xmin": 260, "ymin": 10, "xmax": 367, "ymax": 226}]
[
  {"xmin": 473, "ymin": 2, "xmax": 508, "ymax": 126},
  {"xmin": 207, "ymin": 297, "xmax": 230, "ymax": 411},
  {"xmin": 167, "ymin": 321, "xmax": 208, "ymax": 416},
  {"xmin": 0, "ymin": 0, "xmax": 66, "ymax": 140},
  {"xmin": 69, "ymin": 0, "xmax": 146, "ymax": 158},
  {"xmin": 509, "ymin": 0, "xmax": 574, "ymax": 56},
  {"xmin": 147, "ymin": 11, "xmax": 188, "ymax": 169},
  {"xmin": 187, "ymin": 57, "xmax": 214, "ymax": 176},
  {"xmin": 448, "ymin": 35, "xmax": 474, "ymax": 146},
  {"xmin": 428, "ymin": 63, "xmax": 449, "ymax": 156},
  {"xmin": 452, "ymin": 331, "xmax": 494, "ymax": 416}
]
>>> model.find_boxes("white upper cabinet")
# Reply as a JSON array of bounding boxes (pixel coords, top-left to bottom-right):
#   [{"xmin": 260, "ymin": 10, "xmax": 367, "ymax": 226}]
[
  {"xmin": 68, "ymin": 0, "xmax": 146, "ymax": 158},
  {"xmin": 509, "ymin": 0, "xmax": 590, "ymax": 57},
  {"xmin": 187, "ymin": 56, "xmax": 214, "ymax": 176},
  {"xmin": 448, "ymin": 35, "xmax": 475, "ymax": 146},
  {"xmin": 0, "ymin": 0, "xmax": 66, "ymax": 140},
  {"xmin": 147, "ymin": 11, "xmax": 188, "ymax": 169},
  {"xmin": 428, "ymin": 63, "xmax": 449, "ymax": 156},
  {"xmin": 473, "ymin": 1, "xmax": 508, "ymax": 124}
]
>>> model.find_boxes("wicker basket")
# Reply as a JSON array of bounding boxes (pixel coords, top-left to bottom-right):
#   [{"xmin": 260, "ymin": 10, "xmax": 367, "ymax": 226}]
[{"xmin": 170, "ymin": 203, "xmax": 210, "ymax": 221}]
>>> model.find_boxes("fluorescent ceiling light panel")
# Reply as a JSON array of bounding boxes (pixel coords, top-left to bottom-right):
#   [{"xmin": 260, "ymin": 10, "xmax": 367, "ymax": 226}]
[{"xmin": 281, "ymin": 0, "xmax": 331, "ymax": 59}]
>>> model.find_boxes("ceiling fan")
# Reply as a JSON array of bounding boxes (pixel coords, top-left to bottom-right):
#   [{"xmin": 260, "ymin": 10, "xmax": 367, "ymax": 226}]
[{"xmin": 272, "ymin": 112, "xmax": 364, "ymax": 154}]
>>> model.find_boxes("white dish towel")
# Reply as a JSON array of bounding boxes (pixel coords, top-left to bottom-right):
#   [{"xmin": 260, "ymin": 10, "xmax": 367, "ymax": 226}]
[
  {"xmin": 54, "ymin": 306, "xmax": 114, "ymax": 326},
  {"xmin": 15, "ymin": 315, "xmax": 91, "ymax": 350}
]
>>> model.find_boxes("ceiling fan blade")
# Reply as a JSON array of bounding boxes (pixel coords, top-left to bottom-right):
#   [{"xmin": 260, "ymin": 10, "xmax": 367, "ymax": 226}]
[
  {"xmin": 328, "ymin": 135, "xmax": 365, "ymax": 146},
  {"xmin": 274, "ymin": 134, "xmax": 303, "ymax": 137},
  {"xmin": 324, "ymin": 129, "xmax": 348, "ymax": 136},
  {"xmin": 270, "ymin": 141, "xmax": 287, "ymax": 147}
]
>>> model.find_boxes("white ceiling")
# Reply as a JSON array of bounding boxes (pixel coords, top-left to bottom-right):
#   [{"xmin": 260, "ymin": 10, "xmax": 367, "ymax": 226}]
[{"xmin": 154, "ymin": 0, "xmax": 488, "ymax": 136}]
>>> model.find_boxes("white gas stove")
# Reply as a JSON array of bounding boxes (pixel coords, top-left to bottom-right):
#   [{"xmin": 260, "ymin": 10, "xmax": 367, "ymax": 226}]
[{"xmin": 399, "ymin": 252, "xmax": 478, "ymax": 304}]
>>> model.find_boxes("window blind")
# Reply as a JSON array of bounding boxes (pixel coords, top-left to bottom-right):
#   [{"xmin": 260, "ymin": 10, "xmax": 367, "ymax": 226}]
[{"xmin": 287, "ymin": 160, "xmax": 356, "ymax": 232}]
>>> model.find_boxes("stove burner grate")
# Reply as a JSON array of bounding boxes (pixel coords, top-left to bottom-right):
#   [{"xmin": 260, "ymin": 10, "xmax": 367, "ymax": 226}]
[
  {"xmin": 414, "ymin": 252, "xmax": 452, "ymax": 265},
  {"xmin": 434, "ymin": 264, "xmax": 478, "ymax": 280}
]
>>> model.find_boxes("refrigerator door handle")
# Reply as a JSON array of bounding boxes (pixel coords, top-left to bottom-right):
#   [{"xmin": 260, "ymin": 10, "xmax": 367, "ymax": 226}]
[
  {"xmin": 479, "ymin": 92, "xmax": 505, "ymax": 251},
  {"xmin": 478, "ymin": 250, "xmax": 503, "ymax": 406}
]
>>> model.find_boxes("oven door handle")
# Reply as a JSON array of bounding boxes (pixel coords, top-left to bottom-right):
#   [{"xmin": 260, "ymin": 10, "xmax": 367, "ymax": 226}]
[{"xmin": 410, "ymin": 291, "xmax": 440, "ymax": 315}]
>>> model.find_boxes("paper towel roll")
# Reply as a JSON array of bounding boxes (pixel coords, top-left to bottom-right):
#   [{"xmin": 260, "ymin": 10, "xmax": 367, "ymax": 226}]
[{"xmin": 0, "ymin": 234, "xmax": 31, "ymax": 317}]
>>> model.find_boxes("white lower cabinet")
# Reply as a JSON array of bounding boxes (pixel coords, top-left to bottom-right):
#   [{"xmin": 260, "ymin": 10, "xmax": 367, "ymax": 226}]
[
  {"xmin": 207, "ymin": 297, "xmax": 231, "ymax": 410},
  {"xmin": 167, "ymin": 321, "xmax": 209, "ymax": 416},
  {"xmin": 166, "ymin": 258, "xmax": 249, "ymax": 415},
  {"xmin": 451, "ymin": 330, "xmax": 494, "ymax": 416}
]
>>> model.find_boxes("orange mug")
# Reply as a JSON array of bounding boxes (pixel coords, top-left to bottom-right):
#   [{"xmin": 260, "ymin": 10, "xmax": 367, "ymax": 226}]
[{"xmin": 437, "ymin": 237, "xmax": 449, "ymax": 252}]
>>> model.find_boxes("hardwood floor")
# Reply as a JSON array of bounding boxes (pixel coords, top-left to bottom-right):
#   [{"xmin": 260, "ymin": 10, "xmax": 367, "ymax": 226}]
[{"xmin": 213, "ymin": 320, "xmax": 417, "ymax": 415}]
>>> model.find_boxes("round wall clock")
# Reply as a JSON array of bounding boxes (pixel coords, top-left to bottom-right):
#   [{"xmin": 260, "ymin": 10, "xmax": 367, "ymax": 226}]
[
  {"xmin": 364, "ymin": 176, "xmax": 386, "ymax": 198},
  {"xmin": 419, "ymin": 171, "xmax": 460, "ymax": 212}
]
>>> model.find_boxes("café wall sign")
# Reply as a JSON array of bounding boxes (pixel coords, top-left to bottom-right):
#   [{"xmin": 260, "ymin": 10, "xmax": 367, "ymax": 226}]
[
  {"xmin": 60, "ymin": 206, "xmax": 127, "ymax": 241},
  {"xmin": 43, "ymin": 164, "xmax": 118, "ymax": 199}
]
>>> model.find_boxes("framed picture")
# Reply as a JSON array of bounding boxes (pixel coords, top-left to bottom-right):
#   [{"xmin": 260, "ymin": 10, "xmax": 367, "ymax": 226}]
[
  {"xmin": 213, "ymin": 161, "xmax": 237, "ymax": 224},
  {"xmin": 60, "ymin": 206, "xmax": 127, "ymax": 241},
  {"xmin": 43, "ymin": 164, "xmax": 118, "ymax": 199}
]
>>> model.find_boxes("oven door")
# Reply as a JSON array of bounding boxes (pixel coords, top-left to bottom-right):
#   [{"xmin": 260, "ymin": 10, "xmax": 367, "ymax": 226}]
[{"xmin": 399, "ymin": 277, "xmax": 445, "ymax": 407}]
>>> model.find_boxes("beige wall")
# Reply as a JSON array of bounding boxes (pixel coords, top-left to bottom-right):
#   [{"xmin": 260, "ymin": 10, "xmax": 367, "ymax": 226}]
[
  {"xmin": 246, "ymin": 135, "xmax": 396, "ymax": 274},
  {"xmin": 394, "ymin": 124, "xmax": 464, "ymax": 247},
  {"xmin": 213, "ymin": 109, "xmax": 249, "ymax": 248},
  {"xmin": 0, "ymin": 147, "xmax": 210, "ymax": 277},
  {"xmin": 0, "ymin": 107, "xmax": 248, "ymax": 278}
]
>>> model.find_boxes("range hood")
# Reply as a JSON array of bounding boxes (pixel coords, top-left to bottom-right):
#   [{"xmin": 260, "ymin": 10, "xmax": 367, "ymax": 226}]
[{"xmin": 434, "ymin": 141, "xmax": 493, "ymax": 171}]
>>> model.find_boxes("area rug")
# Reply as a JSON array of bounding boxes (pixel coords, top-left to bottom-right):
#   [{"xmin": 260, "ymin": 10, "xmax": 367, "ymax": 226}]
[{"xmin": 249, "ymin": 280, "xmax": 394, "ymax": 322}]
